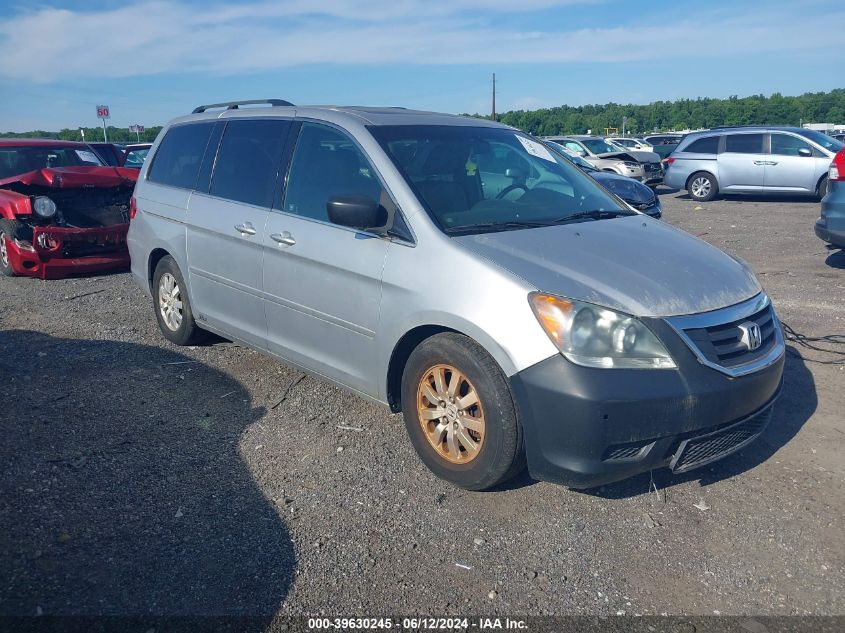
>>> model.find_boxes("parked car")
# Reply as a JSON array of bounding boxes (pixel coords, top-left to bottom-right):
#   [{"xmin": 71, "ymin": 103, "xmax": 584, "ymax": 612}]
[
  {"xmin": 545, "ymin": 141, "xmax": 662, "ymax": 218},
  {"xmin": 123, "ymin": 143, "xmax": 152, "ymax": 169},
  {"xmin": 0, "ymin": 139, "xmax": 137, "ymax": 278},
  {"xmin": 607, "ymin": 137, "xmax": 653, "ymax": 152},
  {"xmin": 815, "ymin": 147, "xmax": 845, "ymax": 248},
  {"xmin": 664, "ymin": 126, "xmax": 842, "ymax": 202},
  {"xmin": 89, "ymin": 142, "xmax": 126, "ymax": 167},
  {"xmin": 129, "ymin": 99, "xmax": 784, "ymax": 491},
  {"xmin": 543, "ymin": 135, "xmax": 664, "ymax": 186}
]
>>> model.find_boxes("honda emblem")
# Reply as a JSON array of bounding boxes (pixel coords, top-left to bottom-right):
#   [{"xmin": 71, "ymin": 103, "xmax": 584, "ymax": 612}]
[{"xmin": 738, "ymin": 321, "xmax": 762, "ymax": 351}]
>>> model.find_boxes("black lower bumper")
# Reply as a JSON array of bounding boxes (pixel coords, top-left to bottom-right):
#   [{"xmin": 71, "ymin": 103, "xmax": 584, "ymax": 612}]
[
  {"xmin": 509, "ymin": 321, "xmax": 785, "ymax": 488},
  {"xmin": 815, "ymin": 218, "xmax": 845, "ymax": 248}
]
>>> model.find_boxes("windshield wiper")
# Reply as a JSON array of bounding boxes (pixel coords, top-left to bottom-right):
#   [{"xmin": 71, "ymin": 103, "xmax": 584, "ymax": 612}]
[
  {"xmin": 443, "ymin": 220, "xmax": 555, "ymax": 235},
  {"xmin": 551, "ymin": 209, "xmax": 636, "ymax": 224}
]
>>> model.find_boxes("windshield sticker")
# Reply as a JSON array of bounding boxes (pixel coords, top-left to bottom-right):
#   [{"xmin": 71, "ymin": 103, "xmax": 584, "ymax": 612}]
[
  {"xmin": 75, "ymin": 149, "xmax": 101, "ymax": 164},
  {"xmin": 516, "ymin": 135, "xmax": 556, "ymax": 163}
]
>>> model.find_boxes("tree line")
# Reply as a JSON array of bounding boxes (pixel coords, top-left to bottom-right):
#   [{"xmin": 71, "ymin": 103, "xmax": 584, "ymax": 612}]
[
  {"xmin": 0, "ymin": 126, "xmax": 163, "ymax": 143},
  {"xmin": 490, "ymin": 89, "xmax": 845, "ymax": 136},
  {"xmin": 3, "ymin": 89, "xmax": 845, "ymax": 141}
]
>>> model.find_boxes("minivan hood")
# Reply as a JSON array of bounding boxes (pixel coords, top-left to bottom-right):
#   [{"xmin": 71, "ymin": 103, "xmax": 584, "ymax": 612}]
[
  {"xmin": 598, "ymin": 150, "xmax": 661, "ymax": 163},
  {"xmin": 590, "ymin": 172, "xmax": 654, "ymax": 203},
  {"xmin": 454, "ymin": 216, "xmax": 761, "ymax": 318}
]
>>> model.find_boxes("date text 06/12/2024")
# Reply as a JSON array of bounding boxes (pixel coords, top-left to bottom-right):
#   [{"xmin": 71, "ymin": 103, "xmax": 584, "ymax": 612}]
[{"xmin": 307, "ymin": 618, "xmax": 528, "ymax": 630}]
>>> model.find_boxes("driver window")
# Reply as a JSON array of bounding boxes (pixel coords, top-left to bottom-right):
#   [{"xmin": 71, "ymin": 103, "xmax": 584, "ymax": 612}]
[
  {"xmin": 283, "ymin": 123, "xmax": 383, "ymax": 221},
  {"xmin": 564, "ymin": 142, "xmax": 584, "ymax": 154}
]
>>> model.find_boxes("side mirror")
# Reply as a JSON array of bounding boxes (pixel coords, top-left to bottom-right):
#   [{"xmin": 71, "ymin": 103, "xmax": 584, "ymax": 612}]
[
  {"xmin": 327, "ymin": 194, "xmax": 389, "ymax": 231},
  {"xmin": 797, "ymin": 147, "xmax": 812, "ymax": 157},
  {"xmin": 576, "ymin": 149, "xmax": 587, "ymax": 157},
  {"xmin": 504, "ymin": 167, "xmax": 526, "ymax": 181}
]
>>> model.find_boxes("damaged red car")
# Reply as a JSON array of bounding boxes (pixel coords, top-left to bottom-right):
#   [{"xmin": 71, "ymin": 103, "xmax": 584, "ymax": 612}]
[{"xmin": 0, "ymin": 139, "xmax": 137, "ymax": 279}]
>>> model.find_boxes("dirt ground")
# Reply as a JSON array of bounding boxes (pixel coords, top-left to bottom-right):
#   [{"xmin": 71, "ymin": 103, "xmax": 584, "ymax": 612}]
[{"xmin": 1, "ymin": 189, "xmax": 843, "ymax": 618}]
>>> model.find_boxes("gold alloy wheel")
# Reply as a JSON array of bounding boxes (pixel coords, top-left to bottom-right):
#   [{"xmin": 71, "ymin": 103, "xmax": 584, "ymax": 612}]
[{"xmin": 416, "ymin": 364, "xmax": 485, "ymax": 464}]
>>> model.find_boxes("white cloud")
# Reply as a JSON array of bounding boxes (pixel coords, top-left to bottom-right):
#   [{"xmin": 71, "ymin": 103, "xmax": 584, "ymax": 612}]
[{"xmin": 0, "ymin": 0, "xmax": 841, "ymax": 82}]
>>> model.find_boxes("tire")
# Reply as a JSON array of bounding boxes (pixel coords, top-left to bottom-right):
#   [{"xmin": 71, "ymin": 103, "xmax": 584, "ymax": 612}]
[
  {"xmin": 400, "ymin": 332, "xmax": 525, "ymax": 491},
  {"xmin": 152, "ymin": 255, "xmax": 207, "ymax": 346},
  {"xmin": 0, "ymin": 219, "xmax": 30, "ymax": 277},
  {"xmin": 817, "ymin": 176, "xmax": 829, "ymax": 200},
  {"xmin": 687, "ymin": 172, "xmax": 718, "ymax": 202}
]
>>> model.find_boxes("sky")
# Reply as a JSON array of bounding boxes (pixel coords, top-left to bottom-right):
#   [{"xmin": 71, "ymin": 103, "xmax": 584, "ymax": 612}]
[{"xmin": 0, "ymin": 0, "xmax": 843, "ymax": 133}]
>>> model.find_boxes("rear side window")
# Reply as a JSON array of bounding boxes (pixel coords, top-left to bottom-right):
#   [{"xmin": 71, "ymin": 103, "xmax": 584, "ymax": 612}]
[
  {"xmin": 724, "ymin": 133, "xmax": 763, "ymax": 154},
  {"xmin": 685, "ymin": 136, "xmax": 720, "ymax": 154},
  {"xmin": 209, "ymin": 119, "xmax": 291, "ymax": 208},
  {"xmin": 282, "ymin": 123, "xmax": 382, "ymax": 222},
  {"xmin": 147, "ymin": 123, "xmax": 214, "ymax": 189}
]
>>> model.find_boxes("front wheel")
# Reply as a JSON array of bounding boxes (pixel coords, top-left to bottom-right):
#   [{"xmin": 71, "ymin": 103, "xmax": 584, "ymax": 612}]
[
  {"xmin": 688, "ymin": 172, "xmax": 718, "ymax": 202},
  {"xmin": 0, "ymin": 228, "xmax": 13, "ymax": 277},
  {"xmin": 152, "ymin": 256, "xmax": 207, "ymax": 346},
  {"xmin": 401, "ymin": 333, "xmax": 525, "ymax": 491}
]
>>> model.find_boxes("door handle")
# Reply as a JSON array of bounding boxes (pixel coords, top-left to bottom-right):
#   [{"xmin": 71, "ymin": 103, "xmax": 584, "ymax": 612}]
[
  {"xmin": 753, "ymin": 160, "xmax": 777, "ymax": 166},
  {"xmin": 270, "ymin": 232, "xmax": 296, "ymax": 246},
  {"xmin": 235, "ymin": 222, "xmax": 257, "ymax": 236}
]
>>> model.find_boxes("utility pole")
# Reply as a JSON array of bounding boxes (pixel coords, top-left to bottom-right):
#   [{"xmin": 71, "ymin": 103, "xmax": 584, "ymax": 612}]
[{"xmin": 491, "ymin": 73, "xmax": 496, "ymax": 122}]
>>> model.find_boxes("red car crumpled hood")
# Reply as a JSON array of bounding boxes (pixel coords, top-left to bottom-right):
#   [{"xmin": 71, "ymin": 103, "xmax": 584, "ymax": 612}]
[{"xmin": 0, "ymin": 166, "xmax": 138, "ymax": 189}]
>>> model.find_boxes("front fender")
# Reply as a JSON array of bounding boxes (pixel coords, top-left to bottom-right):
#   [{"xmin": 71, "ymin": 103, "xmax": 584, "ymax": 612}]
[{"xmin": 0, "ymin": 189, "xmax": 32, "ymax": 218}]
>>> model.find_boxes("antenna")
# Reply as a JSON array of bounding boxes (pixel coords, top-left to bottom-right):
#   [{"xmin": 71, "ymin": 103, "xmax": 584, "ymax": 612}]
[{"xmin": 491, "ymin": 73, "xmax": 496, "ymax": 121}]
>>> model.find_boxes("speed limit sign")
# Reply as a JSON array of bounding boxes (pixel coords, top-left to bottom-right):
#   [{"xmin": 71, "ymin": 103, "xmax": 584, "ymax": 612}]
[{"xmin": 96, "ymin": 105, "xmax": 110, "ymax": 119}]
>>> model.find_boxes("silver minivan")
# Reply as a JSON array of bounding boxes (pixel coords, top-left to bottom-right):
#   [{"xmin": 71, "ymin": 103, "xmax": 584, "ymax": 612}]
[
  {"xmin": 128, "ymin": 100, "xmax": 785, "ymax": 490},
  {"xmin": 664, "ymin": 126, "xmax": 841, "ymax": 202}
]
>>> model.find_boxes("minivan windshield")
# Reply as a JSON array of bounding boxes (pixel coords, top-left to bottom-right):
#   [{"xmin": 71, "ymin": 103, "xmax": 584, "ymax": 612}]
[
  {"xmin": 370, "ymin": 125, "xmax": 630, "ymax": 234},
  {"xmin": 580, "ymin": 138, "xmax": 623, "ymax": 154},
  {"xmin": 795, "ymin": 129, "xmax": 844, "ymax": 153}
]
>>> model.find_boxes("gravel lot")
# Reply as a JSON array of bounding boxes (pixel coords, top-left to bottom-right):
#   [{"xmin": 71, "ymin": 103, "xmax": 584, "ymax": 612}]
[{"xmin": 1, "ymin": 190, "xmax": 843, "ymax": 618}]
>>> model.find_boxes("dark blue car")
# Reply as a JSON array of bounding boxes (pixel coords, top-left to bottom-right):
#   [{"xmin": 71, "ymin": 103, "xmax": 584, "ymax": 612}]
[
  {"xmin": 816, "ymin": 148, "xmax": 845, "ymax": 248},
  {"xmin": 545, "ymin": 141, "xmax": 662, "ymax": 218}
]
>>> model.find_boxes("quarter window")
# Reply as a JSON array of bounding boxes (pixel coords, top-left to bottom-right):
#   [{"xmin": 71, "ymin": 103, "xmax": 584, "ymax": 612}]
[
  {"xmin": 282, "ymin": 124, "xmax": 382, "ymax": 222},
  {"xmin": 209, "ymin": 119, "xmax": 291, "ymax": 208},
  {"xmin": 770, "ymin": 134, "xmax": 812, "ymax": 156},
  {"xmin": 685, "ymin": 136, "xmax": 720, "ymax": 154},
  {"xmin": 724, "ymin": 133, "xmax": 764, "ymax": 154},
  {"xmin": 147, "ymin": 123, "xmax": 215, "ymax": 190}
]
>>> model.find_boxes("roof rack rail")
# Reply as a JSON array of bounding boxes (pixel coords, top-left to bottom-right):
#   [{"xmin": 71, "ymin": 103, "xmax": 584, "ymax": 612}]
[
  {"xmin": 705, "ymin": 125, "xmax": 776, "ymax": 130},
  {"xmin": 192, "ymin": 99, "xmax": 295, "ymax": 114}
]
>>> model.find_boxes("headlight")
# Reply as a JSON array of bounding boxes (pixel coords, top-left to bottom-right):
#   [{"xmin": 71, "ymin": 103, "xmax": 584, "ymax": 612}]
[
  {"xmin": 529, "ymin": 293, "xmax": 676, "ymax": 369},
  {"xmin": 623, "ymin": 161, "xmax": 641, "ymax": 169},
  {"xmin": 32, "ymin": 196, "xmax": 57, "ymax": 219}
]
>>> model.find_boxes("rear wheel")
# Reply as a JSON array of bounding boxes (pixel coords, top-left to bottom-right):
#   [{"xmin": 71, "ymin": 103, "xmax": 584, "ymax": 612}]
[
  {"xmin": 401, "ymin": 333, "xmax": 525, "ymax": 491},
  {"xmin": 152, "ymin": 256, "xmax": 207, "ymax": 346},
  {"xmin": 817, "ymin": 176, "xmax": 829, "ymax": 200},
  {"xmin": 688, "ymin": 172, "xmax": 718, "ymax": 202}
]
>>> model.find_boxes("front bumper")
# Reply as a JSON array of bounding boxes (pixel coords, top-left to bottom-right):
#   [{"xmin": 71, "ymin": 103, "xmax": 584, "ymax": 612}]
[
  {"xmin": 509, "ymin": 318, "xmax": 785, "ymax": 488},
  {"xmin": 6, "ymin": 224, "xmax": 129, "ymax": 279}
]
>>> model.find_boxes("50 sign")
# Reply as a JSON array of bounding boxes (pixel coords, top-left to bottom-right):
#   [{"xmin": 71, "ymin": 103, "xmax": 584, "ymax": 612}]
[{"xmin": 96, "ymin": 105, "xmax": 110, "ymax": 119}]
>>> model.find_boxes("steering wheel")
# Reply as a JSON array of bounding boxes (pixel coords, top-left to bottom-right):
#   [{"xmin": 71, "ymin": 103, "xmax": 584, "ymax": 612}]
[{"xmin": 496, "ymin": 183, "xmax": 528, "ymax": 199}]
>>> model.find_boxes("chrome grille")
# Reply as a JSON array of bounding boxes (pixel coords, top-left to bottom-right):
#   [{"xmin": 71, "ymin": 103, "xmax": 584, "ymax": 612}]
[
  {"xmin": 685, "ymin": 304, "xmax": 777, "ymax": 368},
  {"xmin": 666, "ymin": 294, "xmax": 785, "ymax": 377}
]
